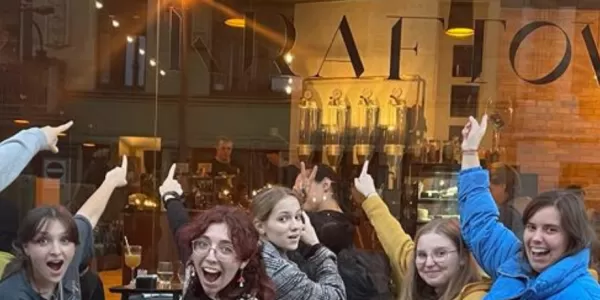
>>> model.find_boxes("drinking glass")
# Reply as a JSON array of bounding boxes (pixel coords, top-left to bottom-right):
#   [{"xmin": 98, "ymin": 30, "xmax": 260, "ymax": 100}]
[
  {"xmin": 157, "ymin": 261, "xmax": 174, "ymax": 289},
  {"xmin": 124, "ymin": 245, "xmax": 142, "ymax": 285},
  {"xmin": 176, "ymin": 261, "xmax": 186, "ymax": 284}
]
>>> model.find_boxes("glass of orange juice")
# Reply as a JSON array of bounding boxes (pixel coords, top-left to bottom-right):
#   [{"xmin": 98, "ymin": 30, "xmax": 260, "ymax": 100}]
[{"xmin": 124, "ymin": 245, "xmax": 142, "ymax": 285}]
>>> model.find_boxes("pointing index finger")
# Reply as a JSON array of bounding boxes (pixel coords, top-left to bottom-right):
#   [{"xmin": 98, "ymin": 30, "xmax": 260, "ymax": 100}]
[
  {"xmin": 167, "ymin": 163, "xmax": 177, "ymax": 180},
  {"xmin": 55, "ymin": 121, "xmax": 73, "ymax": 133},
  {"xmin": 361, "ymin": 160, "xmax": 369, "ymax": 176},
  {"xmin": 121, "ymin": 155, "xmax": 128, "ymax": 170}
]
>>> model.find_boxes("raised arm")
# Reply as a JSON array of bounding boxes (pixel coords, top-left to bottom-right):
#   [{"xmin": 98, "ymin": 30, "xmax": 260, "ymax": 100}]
[
  {"xmin": 159, "ymin": 164, "xmax": 191, "ymax": 262},
  {"xmin": 76, "ymin": 155, "xmax": 128, "ymax": 228},
  {"xmin": 459, "ymin": 116, "xmax": 521, "ymax": 279},
  {"xmin": 0, "ymin": 121, "xmax": 72, "ymax": 192},
  {"xmin": 354, "ymin": 161, "xmax": 414, "ymax": 288}
]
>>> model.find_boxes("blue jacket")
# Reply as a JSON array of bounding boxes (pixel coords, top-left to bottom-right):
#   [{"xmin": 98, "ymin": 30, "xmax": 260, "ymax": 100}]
[
  {"xmin": 0, "ymin": 128, "xmax": 47, "ymax": 192},
  {"xmin": 459, "ymin": 167, "xmax": 600, "ymax": 299}
]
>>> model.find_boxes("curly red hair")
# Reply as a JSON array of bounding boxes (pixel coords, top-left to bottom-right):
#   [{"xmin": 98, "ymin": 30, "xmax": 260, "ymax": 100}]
[{"xmin": 177, "ymin": 206, "xmax": 275, "ymax": 300}]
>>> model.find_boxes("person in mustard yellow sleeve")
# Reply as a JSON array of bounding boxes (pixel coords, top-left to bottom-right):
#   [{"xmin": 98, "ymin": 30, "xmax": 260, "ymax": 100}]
[{"xmin": 353, "ymin": 160, "xmax": 491, "ymax": 300}]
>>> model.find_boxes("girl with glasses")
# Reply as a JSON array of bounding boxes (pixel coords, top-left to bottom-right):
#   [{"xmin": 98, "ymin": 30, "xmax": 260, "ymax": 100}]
[
  {"xmin": 353, "ymin": 161, "xmax": 490, "ymax": 299},
  {"xmin": 160, "ymin": 164, "xmax": 275, "ymax": 300}
]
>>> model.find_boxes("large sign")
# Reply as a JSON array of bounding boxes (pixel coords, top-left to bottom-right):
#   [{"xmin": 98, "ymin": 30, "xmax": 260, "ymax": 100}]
[{"xmin": 194, "ymin": 12, "xmax": 600, "ymax": 85}]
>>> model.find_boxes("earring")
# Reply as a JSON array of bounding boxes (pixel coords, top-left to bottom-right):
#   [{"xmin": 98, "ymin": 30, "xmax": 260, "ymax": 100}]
[{"xmin": 238, "ymin": 269, "xmax": 245, "ymax": 288}]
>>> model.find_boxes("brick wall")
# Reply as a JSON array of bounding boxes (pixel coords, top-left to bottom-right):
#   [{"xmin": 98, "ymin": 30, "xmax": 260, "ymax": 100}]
[{"xmin": 496, "ymin": 8, "xmax": 600, "ymax": 204}]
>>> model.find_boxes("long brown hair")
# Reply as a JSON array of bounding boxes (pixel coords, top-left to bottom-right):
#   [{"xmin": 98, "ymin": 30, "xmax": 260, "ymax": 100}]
[
  {"xmin": 177, "ymin": 206, "xmax": 275, "ymax": 300},
  {"xmin": 522, "ymin": 190, "xmax": 596, "ymax": 259},
  {"xmin": 400, "ymin": 218, "xmax": 481, "ymax": 300},
  {"xmin": 1, "ymin": 205, "xmax": 79, "ymax": 280}
]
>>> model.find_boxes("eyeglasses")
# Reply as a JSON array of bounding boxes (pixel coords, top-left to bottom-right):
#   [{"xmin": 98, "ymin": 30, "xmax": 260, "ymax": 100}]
[
  {"xmin": 191, "ymin": 238, "xmax": 236, "ymax": 261},
  {"xmin": 415, "ymin": 249, "xmax": 458, "ymax": 265}
]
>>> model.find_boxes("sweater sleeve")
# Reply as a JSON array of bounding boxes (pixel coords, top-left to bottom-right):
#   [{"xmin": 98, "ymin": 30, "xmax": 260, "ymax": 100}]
[
  {"xmin": 361, "ymin": 194, "xmax": 413, "ymax": 294},
  {"xmin": 165, "ymin": 199, "xmax": 191, "ymax": 262},
  {"xmin": 0, "ymin": 128, "xmax": 46, "ymax": 192},
  {"xmin": 265, "ymin": 246, "xmax": 346, "ymax": 300}
]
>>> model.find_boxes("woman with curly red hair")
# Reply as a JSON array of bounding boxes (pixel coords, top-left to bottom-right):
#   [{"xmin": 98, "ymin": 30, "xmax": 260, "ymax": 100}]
[{"xmin": 160, "ymin": 164, "xmax": 275, "ymax": 300}]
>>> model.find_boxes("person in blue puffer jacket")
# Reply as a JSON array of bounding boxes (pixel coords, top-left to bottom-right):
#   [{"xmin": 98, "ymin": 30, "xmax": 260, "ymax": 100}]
[
  {"xmin": 458, "ymin": 115, "xmax": 600, "ymax": 299},
  {"xmin": 0, "ymin": 121, "xmax": 72, "ymax": 192}
]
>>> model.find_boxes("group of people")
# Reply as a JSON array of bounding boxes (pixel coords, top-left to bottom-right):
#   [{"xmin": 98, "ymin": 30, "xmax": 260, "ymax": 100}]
[{"xmin": 0, "ymin": 115, "xmax": 599, "ymax": 299}]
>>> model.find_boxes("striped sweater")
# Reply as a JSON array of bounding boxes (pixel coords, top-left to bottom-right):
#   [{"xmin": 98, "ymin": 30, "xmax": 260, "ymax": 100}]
[{"xmin": 261, "ymin": 241, "xmax": 346, "ymax": 300}]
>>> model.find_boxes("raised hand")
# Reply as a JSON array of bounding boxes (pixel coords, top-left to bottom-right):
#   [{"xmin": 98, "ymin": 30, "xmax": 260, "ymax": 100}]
[
  {"xmin": 105, "ymin": 155, "xmax": 128, "ymax": 188},
  {"xmin": 293, "ymin": 162, "xmax": 318, "ymax": 196},
  {"xmin": 353, "ymin": 161, "xmax": 377, "ymax": 199},
  {"xmin": 41, "ymin": 121, "xmax": 73, "ymax": 153},
  {"xmin": 461, "ymin": 115, "xmax": 488, "ymax": 151},
  {"xmin": 300, "ymin": 211, "xmax": 319, "ymax": 246},
  {"xmin": 159, "ymin": 163, "xmax": 183, "ymax": 202}
]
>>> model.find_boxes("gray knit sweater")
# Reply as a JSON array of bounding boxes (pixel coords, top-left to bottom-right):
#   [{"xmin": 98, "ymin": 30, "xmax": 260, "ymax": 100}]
[{"xmin": 261, "ymin": 241, "xmax": 346, "ymax": 300}]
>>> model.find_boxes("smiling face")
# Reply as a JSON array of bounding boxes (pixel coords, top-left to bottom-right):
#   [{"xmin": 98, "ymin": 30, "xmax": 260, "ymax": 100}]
[
  {"xmin": 415, "ymin": 232, "xmax": 462, "ymax": 289},
  {"xmin": 256, "ymin": 195, "xmax": 303, "ymax": 251},
  {"xmin": 23, "ymin": 219, "xmax": 76, "ymax": 290},
  {"xmin": 523, "ymin": 206, "xmax": 568, "ymax": 273},
  {"xmin": 190, "ymin": 222, "xmax": 248, "ymax": 298}
]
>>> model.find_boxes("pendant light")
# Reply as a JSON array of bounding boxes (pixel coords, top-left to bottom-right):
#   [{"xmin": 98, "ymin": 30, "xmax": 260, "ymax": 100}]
[{"xmin": 446, "ymin": 0, "xmax": 474, "ymax": 38}]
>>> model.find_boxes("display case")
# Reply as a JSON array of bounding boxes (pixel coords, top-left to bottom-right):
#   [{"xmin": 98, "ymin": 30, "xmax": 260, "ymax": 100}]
[{"xmin": 402, "ymin": 163, "xmax": 460, "ymax": 237}]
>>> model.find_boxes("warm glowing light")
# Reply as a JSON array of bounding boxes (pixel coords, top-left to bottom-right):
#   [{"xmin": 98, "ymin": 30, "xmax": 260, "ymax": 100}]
[
  {"xmin": 225, "ymin": 18, "xmax": 245, "ymax": 28},
  {"xmin": 149, "ymin": 59, "xmax": 156, "ymax": 67},
  {"xmin": 284, "ymin": 53, "xmax": 293, "ymax": 64},
  {"xmin": 138, "ymin": 49, "xmax": 145, "ymax": 55},
  {"xmin": 285, "ymin": 85, "xmax": 292, "ymax": 95},
  {"xmin": 159, "ymin": 69, "xmax": 166, "ymax": 76},
  {"xmin": 95, "ymin": 1, "xmax": 103, "ymax": 9},
  {"xmin": 13, "ymin": 119, "xmax": 30, "ymax": 125},
  {"xmin": 126, "ymin": 36, "xmax": 134, "ymax": 43},
  {"xmin": 287, "ymin": 77, "xmax": 293, "ymax": 84},
  {"xmin": 445, "ymin": 28, "xmax": 474, "ymax": 38},
  {"xmin": 83, "ymin": 143, "xmax": 96, "ymax": 147},
  {"xmin": 112, "ymin": 20, "xmax": 120, "ymax": 28}
]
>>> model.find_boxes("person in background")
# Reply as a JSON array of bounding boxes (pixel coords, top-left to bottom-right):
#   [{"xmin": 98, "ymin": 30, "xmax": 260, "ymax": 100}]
[
  {"xmin": 294, "ymin": 163, "xmax": 355, "ymax": 255},
  {"xmin": 251, "ymin": 186, "xmax": 346, "ymax": 300},
  {"xmin": 353, "ymin": 161, "xmax": 488, "ymax": 300},
  {"xmin": 211, "ymin": 136, "xmax": 242, "ymax": 177},
  {"xmin": 159, "ymin": 164, "xmax": 276, "ymax": 300},
  {"xmin": 459, "ymin": 115, "xmax": 600, "ymax": 299},
  {"xmin": 0, "ymin": 156, "xmax": 128, "ymax": 300},
  {"xmin": 488, "ymin": 162, "xmax": 530, "ymax": 240},
  {"xmin": 0, "ymin": 121, "xmax": 73, "ymax": 192},
  {"xmin": 0, "ymin": 197, "xmax": 18, "ymax": 277}
]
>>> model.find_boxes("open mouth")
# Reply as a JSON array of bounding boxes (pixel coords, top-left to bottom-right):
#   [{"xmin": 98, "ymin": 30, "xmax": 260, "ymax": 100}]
[
  {"xmin": 288, "ymin": 234, "xmax": 299, "ymax": 240},
  {"xmin": 201, "ymin": 267, "xmax": 222, "ymax": 283},
  {"xmin": 46, "ymin": 260, "xmax": 64, "ymax": 272},
  {"xmin": 530, "ymin": 247, "xmax": 550, "ymax": 258}
]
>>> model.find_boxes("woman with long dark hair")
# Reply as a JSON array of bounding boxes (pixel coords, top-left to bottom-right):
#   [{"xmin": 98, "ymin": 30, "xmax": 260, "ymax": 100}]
[
  {"xmin": 0, "ymin": 156, "xmax": 128, "ymax": 299},
  {"xmin": 160, "ymin": 164, "xmax": 275, "ymax": 300}
]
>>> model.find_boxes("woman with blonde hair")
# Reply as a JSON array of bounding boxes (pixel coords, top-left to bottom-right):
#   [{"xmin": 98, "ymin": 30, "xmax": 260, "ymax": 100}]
[
  {"xmin": 251, "ymin": 185, "xmax": 346, "ymax": 300},
  {"xmin": 353, "ymin": 161, "xmax": 489, "ymax": 299}
]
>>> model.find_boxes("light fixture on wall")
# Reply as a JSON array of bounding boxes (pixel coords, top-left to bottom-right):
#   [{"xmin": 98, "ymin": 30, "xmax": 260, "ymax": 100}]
[
  {"xmin": 225, "ymin": 18, "xmax": 245, "ymax": 28},
  {"xmin": 446, "ymin": 0, "xmax": 474, "ymax": 38}
]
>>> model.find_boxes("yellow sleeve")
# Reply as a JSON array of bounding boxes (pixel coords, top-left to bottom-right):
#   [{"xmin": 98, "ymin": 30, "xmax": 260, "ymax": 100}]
[{"xmin": 361, "ymin": 194, "xmax": 414, "ymax": 286}]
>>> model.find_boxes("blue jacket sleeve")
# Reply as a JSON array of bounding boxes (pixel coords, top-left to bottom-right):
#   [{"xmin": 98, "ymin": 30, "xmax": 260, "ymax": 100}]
[
  {"xmin": 458, "ymin": 167, "xmax": 522, "ymax": 280},
  {"xmin": 0, "ymin": 128, "xmax": 46, "ymax": 192}
]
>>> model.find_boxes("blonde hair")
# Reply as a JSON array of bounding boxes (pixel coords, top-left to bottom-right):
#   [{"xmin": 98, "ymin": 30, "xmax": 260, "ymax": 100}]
[
  {"xmin": 400, "ymin": 218, "xmax": 481, "ymax": 300},
  {"xmin": 251, "ymin": 186, "xmax": 302, "ymax": 222}
]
